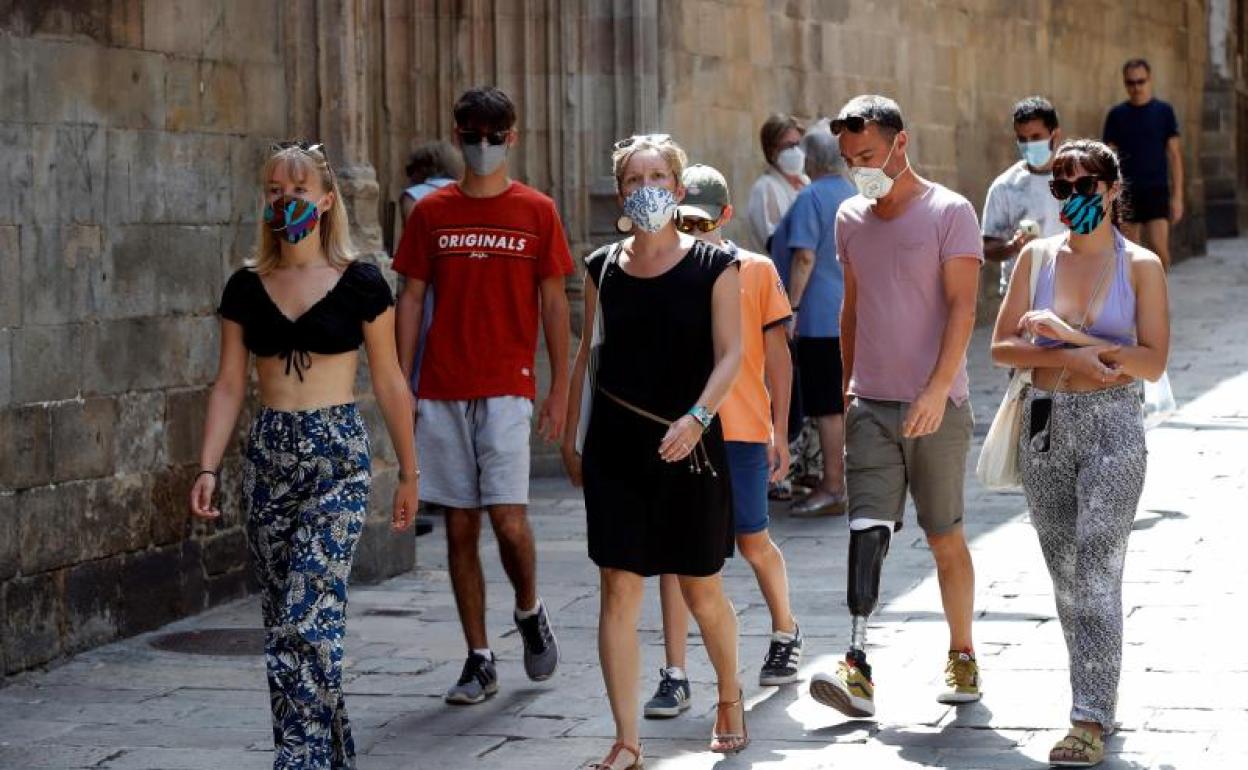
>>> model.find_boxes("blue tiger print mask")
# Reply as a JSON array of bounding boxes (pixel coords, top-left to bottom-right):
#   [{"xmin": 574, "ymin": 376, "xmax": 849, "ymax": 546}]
[{"xmin": 1059, "ymin": 192, "xmax": 1106, "ymax": 235}]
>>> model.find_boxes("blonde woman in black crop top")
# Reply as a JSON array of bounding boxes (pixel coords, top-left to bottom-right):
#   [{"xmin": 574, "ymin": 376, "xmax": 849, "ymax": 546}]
[{"xmin": 188, "ymin": 143, "xmax": 418, "ymax": 768}]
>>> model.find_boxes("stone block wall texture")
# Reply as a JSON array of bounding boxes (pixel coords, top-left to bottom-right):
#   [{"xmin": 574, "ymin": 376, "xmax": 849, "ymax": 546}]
[
  {"xmin": 1, "ymin": 0, "xmax": 1240, "ymax": 675},
  {"xmin": 0, "ymin": 1, "xmax": 412, "ymax": 678}
]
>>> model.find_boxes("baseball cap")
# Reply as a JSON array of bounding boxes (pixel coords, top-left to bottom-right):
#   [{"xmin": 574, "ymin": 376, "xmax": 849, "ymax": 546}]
[{"xmin": 679, "ymin": 164, "xmax": 730, "ymax": 220}]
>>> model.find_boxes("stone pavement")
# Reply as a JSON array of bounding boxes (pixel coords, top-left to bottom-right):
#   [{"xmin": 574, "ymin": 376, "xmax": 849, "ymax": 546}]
[{"xmin": 3, "ymin": 238, "xmax": 1247, "ymax": 769}]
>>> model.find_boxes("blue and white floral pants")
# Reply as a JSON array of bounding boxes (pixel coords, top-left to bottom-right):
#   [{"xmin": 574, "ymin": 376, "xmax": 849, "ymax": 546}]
[{"xmin": 243, "ymin": 403, "xmax": 370, "ymax": 770}]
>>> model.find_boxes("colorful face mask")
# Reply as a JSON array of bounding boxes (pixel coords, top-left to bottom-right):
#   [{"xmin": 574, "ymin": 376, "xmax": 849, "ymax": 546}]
[
  {"xmin": 264, "ymin": 196, "xmax": 322, "ymax": 244},
  {"xmin": 622, "ymin": 185, "xmax": 677, "ymax": 233},
  {"xmin": 1060, "ymin": 192, "xmax": 1106, "ymax": 235}
]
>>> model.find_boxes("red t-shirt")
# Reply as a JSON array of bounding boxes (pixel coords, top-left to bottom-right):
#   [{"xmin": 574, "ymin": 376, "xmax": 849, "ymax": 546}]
[{"xmin": 392, "ymin": 181, "xmax": 574, "ymax": 400}]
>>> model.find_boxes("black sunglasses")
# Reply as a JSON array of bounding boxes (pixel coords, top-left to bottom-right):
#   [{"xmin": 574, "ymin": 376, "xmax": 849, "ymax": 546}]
[
  {"xmin": 1049, "ymin": 175, "xmax": 1108, "ymax": 200},
  {"xmin": 613, "ymin": 133, "xmax": 672, "ymax": 150},
  {"xmin": 1124, "ymin": 78, "xmax": 1148, "ymax": 87},
  {"xmin": 456, "ymin": 128, "xmax": 510, "ymax": 146},
  {"xmin": 829, "ymin": 115, "xmax": 867, "ymax": 135},
  {"xmin": 675, "ymin": 215, "xmax": 719, "ymax": 234}
]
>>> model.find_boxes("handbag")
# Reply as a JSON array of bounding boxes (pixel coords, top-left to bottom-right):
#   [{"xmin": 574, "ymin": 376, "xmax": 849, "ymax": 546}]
[
  {"xmin": 976, "ymin": 238, "xmax": 1054, "ymax": 490},
  {"xmin": 574, "ymin": 243, "xmax": 621, "ymax": 454}
]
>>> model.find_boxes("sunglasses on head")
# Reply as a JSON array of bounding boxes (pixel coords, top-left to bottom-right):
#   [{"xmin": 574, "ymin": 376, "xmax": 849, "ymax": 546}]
[
  {"xmin": 456, "ymin": 128, "xmax": 510, "ymax": 146},
  {"xmin": 272, "ymin": 140, "xmax": 326, "ymax": 155},
  {"xmin": 675, "ymin": 215, "xmax": 719, "ymax": 234},
  {"xmin": 1049, "ymin": 175, "xmax": 1108, "ymax": 200},
  {"xmin": 1124, "ymin": 78, "xmax": 1148, "ymax": 87},
  {"xmin": 829, "ymin": 115, "xmax": 867, "ymax": 135},
  {"xmin": 613, "ymin": 133, "xmax": 673, "ymax": 150}
]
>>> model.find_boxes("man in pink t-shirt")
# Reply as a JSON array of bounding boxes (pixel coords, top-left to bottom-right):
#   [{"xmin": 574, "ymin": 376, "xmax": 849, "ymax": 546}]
[{"xmin": 808, "ymin": 95, "xmax": 985, "ymax": 721}]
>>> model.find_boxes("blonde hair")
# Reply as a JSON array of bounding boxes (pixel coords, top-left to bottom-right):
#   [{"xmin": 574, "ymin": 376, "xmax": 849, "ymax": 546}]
[
  {"xmin": 611, "ymin": 134, "xmax": 688, "ymax": 194},
  {"xmin": 249, "ymin": 144, "xmax": 354, "ymax": 274}
]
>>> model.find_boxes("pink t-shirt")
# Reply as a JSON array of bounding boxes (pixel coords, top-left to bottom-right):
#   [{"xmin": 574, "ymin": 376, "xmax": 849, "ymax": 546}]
[{"xmin": 836, "ymin": 183, "xmax": 984, "ymax": 404}]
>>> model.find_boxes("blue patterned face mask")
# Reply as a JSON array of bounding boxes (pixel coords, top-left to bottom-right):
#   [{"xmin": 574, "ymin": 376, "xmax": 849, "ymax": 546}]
[
  {"xmin": 622, "ymin": 185, "xmax": 677, "ymax": 233},
  {"xmin": 1060, "ymin": 192, "xmax": 1106, "ymax": 235}
]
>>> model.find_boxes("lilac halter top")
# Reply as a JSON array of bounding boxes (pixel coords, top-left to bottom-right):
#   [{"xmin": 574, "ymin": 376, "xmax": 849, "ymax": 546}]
[{"xmin": 1033, "ymin": 229, "xmax": 1136, "ymax": 348}]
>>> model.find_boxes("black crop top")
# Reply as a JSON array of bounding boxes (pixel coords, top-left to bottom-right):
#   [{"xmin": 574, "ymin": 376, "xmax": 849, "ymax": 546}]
[{"xmin": 217, "ymin": 261, "xmax": 395, "ymax": 379}]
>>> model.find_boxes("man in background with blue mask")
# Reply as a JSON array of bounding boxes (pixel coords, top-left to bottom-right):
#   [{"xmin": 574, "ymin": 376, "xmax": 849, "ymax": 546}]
[
  {"xmin": 394, "ymin": 86, "xmax": 574, "ymax": 706},
  {"xmin": 982, "ymin": 96, "xmax": 1065, "ymax": 296}
]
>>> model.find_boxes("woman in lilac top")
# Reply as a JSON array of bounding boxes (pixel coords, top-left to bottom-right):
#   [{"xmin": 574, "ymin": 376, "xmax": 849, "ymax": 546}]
[{"xmin": 990, "ymin": 139, "xmax": 1169, "ymax": 767}]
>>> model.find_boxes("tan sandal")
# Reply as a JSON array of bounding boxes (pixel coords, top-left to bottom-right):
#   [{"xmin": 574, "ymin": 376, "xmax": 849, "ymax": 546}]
[
  {"xmin": 586, "ymin": 740, "xmax": 643, "ymax": 769},
  {"xmin": 1049, "ymin": 727, "xmax": 1104, "ymax": 767},
  {"xmin": 709, "ymin": 689, "xmax": 749, "ymax": 754}
]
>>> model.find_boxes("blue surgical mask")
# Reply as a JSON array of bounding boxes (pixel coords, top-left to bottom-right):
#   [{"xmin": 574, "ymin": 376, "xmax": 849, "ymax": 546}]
[{"xmin": 1017, "ymin": 139, "xmax": 1053, "ymax": 168}]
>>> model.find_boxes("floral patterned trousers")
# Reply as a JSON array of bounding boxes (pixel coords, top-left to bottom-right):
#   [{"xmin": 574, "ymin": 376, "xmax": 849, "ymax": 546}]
[{"xmin": 243, "ymin": 404, "xmax": 370, "ymax": 770}]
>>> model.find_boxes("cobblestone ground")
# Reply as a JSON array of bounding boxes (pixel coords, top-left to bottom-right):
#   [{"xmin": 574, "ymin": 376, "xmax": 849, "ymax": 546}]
[{"xmin": 3, "ymin": 239, "xmax": 1246, "ymax": 770}]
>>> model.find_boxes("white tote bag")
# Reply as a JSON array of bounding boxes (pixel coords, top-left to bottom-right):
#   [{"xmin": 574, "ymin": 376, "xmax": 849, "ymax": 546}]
[
  {"xmin": 574, "ymin": 245, "xmax": 620, "ymax": 454},
  {"xmin": 976, "ymin": 241, "xmax": 1053, "ymax": 490}
]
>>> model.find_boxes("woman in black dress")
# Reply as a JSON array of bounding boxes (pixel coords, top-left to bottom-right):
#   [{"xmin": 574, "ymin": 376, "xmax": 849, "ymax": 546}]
[{"xmin": 562, "ymin": 135, "xmax": 746, "ymax": 768}]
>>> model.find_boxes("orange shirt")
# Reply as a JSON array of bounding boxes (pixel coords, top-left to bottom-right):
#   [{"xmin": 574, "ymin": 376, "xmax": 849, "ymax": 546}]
[{"xmin": 719, "ymin": 244, "xmax": 792, "ymax": 443}]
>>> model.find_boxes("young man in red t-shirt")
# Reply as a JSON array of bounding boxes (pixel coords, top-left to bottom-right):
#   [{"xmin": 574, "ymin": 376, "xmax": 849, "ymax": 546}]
[{"xmin": 393, "ymin": 87, "xmax": 574, "ymax": 705}]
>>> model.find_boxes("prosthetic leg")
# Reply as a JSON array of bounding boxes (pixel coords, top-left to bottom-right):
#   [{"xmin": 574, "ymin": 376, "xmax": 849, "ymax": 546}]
[
  {"xmin": 810, "ymin": 519, "xmax": 892, "ymax": 718},
  {"xmin": 847, "ymin": 520, "xmax": 893, "ymax": 661}
]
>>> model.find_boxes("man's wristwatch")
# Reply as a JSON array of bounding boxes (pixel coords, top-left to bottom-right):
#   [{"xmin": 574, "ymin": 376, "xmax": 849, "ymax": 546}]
[{"xmin": 687, "ymin": 405, "xmax": 713, "ymax": 431}]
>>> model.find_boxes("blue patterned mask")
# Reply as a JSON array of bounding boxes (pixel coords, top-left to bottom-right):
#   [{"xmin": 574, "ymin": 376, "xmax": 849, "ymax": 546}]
[
  {"xmin": 1060, "ymin": 192, "xmax": 1106, "ymax": 235},
  {"xmin": 622, "ymin": 185, "xmax": 677, "ymax": 233}
]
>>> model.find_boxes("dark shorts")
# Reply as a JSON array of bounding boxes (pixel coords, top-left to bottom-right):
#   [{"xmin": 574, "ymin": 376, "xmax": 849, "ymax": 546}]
[
  {"xmin": 1123, "ymin": 183, "xmax": 1170, "ymax": 223},
  {"xmin": 796, "ymin": 336, "xmax": 844, "ymax": 417},
  {"xmin": 725, "ymin": 441, "xmax": 770, "ymax": 535}
]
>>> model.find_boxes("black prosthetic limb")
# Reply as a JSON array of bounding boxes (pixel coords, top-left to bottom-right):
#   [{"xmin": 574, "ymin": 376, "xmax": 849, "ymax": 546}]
[{"xmin": 846, "ymin": 525, "xmax": 891, "ymax": 671}]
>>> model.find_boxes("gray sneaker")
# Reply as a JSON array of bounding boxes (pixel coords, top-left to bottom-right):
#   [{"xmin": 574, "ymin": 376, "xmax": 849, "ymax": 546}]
[
  {"xmin": 444, "ymin": 652, "xmax": 498, "ymax": 705},
  {"xmin": 515, "ymin": 602, "xmax": 559, "ymax": 681},
  {"xmin": 643, "ymin": 668, "xmax": 692, "ymax": 719}
]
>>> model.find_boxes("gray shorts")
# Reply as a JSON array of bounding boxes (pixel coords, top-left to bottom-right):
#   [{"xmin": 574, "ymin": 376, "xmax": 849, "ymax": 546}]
[
  {"xmin": 845, "ymin": 396, "xmax": 973, "ymax": 535},
  {"xmin": 416, "ymin": 396, "xmax": 533, "ymax": 509}
]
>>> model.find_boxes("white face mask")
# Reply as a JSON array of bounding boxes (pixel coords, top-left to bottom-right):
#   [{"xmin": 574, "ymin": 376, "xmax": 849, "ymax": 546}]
[
  {"xmin": 775, "ymin": 146, "xmax": 806, "ymax": 176},
  {"xmin": 463, "ymin": 142, "xmax": 508, "ymax": 176},
  {"xmin": 848, "ymin": 137, "xmax": 906, "ymax": 200}
]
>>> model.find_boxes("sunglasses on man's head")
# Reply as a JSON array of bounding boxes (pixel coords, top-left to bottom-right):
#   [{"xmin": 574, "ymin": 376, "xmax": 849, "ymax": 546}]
[
  {"xmin": 1049, "ymin": 175, "xmax": 1108, "ymax": 200},
  {"xmin": 829, "ymin": 115, "xmax": 867, "ymax": 135},
  {"xmin": 1124, "ymin": 78, "xmax": 1148, "ymax": 87},
  {"xmin": 613, "ymin": 133, "xmax": 672, "ymax": 150},
  {"xmin": 456, "ymin": 128, "xmax": 510, "ymax": 146},
  {"xmin": 676, "ymin": 215, "xmax": 719, "ymax": 234}
]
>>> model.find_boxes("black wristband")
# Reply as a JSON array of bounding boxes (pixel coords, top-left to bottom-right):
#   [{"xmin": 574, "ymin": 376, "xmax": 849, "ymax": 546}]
[{"xmin": 197, "ymin": 469, "xmax": 219, "ymax": 480}]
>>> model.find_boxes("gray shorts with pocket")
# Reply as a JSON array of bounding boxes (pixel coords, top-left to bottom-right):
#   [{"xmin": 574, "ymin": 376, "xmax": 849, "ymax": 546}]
[
  {"xmin": 416, "ymin": 396, "xmax": 533, "ymax": 509},
  {"xmin": 845, "ymin": 396, "xmax": 973, "ymax": 535}
]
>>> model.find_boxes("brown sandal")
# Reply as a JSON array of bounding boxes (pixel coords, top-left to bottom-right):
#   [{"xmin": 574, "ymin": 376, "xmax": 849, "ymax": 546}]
[
  {"xmin": 586, "ymin": 740, "xmax": 643, "ymax": 769},
  {"xmin": 1049, "ymin": 727, "xmax": 1104, "ymax": 767},
  {"xmin": 709, "ymin": 689, "xmax": 749, "ymax": 754}
]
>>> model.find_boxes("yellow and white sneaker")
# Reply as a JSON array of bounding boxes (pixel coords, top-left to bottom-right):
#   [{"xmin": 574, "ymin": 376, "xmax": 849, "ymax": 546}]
[
  {"xmin": 810, "ymin": 649, "xmax": 875, "ymax": 718},
  {"xmin": 937, "ymin": 649, "xmax": 982, "ymax": 704}
]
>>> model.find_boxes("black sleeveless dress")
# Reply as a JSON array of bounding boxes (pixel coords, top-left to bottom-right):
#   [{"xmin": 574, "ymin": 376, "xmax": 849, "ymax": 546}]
[{"xmin": 582, "ymin": 239, "xmax": 737, "ymax": 577}]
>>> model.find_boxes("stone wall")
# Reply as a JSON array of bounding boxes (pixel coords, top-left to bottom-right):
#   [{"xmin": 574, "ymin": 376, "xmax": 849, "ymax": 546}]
[
  {"xmin": 1203, "ymin": 0, "xmax": 1248, "ymax": 236},
  {"xmin": 0, "ymin": 1, "xmax": 410, "ymax": 677},
  {"xmin": 1, "ymin": 0, "xmax": 1234, "ymax": 676}
]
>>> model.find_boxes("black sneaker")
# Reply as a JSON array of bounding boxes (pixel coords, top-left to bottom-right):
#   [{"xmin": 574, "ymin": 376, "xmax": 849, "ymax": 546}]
[
  {"xmin": 514, "ymin": 601, "xmax": 559, "ymax": 681},
  {"xmin": 759, "ymin": 625, "xmax": 804, "ymax": 685},
  {"xmin": 643, "ymin": 668, "xmax": 692, "ymax": 718},
  {"xmin": 444, "ymin": 652, "xmax": 498, "ymax": 705}
]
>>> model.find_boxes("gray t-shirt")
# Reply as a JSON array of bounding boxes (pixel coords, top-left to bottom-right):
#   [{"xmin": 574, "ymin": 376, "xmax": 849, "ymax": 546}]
[{"xmin": 981, "ymin": 161, "xmax": 1064, "ymax": 295}]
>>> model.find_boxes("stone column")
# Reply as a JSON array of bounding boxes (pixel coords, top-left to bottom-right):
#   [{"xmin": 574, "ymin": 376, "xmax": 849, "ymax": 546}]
[{"xmin": 317, "ymin": 0, "xmax": 387, "ymax": 266}]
